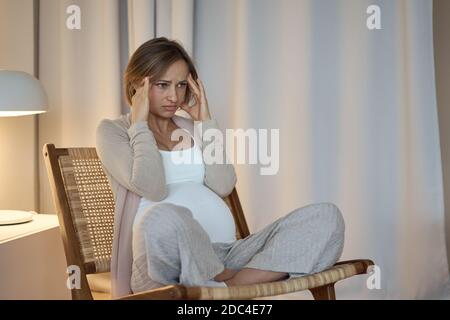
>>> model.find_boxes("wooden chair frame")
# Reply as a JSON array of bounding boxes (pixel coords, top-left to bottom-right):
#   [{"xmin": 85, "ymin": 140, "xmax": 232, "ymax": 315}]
[{"xmin": 43, "ymin": 143, "xmax": 374, "ymax": 300}]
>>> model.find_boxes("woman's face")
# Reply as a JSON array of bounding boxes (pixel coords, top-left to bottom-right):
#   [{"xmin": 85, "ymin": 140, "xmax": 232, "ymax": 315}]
[{"xmin": 148, "ymin": 59, "xmax": 189, "ymax": 119}]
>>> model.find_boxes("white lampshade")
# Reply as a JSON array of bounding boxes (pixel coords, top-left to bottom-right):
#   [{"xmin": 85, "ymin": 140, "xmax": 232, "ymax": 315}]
[
  {"xmin": 0, "ymin": 70, "xmax": 48, "ymax": 117},
  {"xmin": 0, "ymin": 70, "xmax": 48, "ymax": 225}
]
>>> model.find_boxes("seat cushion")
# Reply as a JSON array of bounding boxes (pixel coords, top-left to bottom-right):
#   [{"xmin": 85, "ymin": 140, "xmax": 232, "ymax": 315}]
[
  {"xmin": 91, "ymin": 291, "xmax": 111, "ymax": 300},
  {"xmin": 86, "ymin": 272, "xmax": 111, "ymax": 294}
]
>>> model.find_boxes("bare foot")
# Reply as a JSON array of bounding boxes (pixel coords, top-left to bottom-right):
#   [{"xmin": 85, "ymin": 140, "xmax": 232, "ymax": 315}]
[
  {"xmin": 213, "ymin": 268, "xmax": 240, "ymax": 282},
  {"xmin": 224, "ymin": 268, "xmax": 289, "ymax": 286}
]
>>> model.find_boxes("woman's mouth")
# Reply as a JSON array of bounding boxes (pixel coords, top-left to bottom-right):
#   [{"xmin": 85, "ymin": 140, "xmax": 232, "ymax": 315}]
[{"xmin": 163, "ymin": 105, "xmax": 177, "ymax": 112}]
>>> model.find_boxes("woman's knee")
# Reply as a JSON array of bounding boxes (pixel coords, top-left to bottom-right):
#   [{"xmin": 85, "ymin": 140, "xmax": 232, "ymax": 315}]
[
  {"xmin": 319, "ymin": 202, "xmax": 345, "ymax": 234},
  {"xmin": 290, "ymin": 202, "xmax": 345, "ymax": 234}
]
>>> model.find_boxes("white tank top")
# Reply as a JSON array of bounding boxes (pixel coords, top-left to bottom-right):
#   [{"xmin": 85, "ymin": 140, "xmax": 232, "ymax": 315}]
[{"xmin": 132, "ymin": 128, "xmax": 237, "ymax": 245}]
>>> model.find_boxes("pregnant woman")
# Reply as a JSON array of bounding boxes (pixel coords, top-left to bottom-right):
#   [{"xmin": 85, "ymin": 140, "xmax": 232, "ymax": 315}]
[{"xmin": 96, "ymin": 37, "xmax": 345, "ymax": 298}]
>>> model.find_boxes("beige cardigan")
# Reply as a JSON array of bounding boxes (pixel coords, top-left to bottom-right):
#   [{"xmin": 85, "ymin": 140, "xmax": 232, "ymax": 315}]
[{"xmin": 95, "ymin": 112, "xmax": 237, "ymax": 298}]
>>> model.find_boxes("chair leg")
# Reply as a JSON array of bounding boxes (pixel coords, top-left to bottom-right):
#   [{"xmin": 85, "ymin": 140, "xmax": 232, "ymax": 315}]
[{"xmin": 309, "ymin": 283, "xmax": 336, "ymax": 300}]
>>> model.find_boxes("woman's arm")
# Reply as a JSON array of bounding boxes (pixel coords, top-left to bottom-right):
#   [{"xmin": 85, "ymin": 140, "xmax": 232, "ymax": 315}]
[
  {"xmin": 178, "ymin": 73, "xmax": 236, "ymax": 196},
  {"xmin": 200, "ymin": 118, "xmax": 237, "ymax": 197},
  {"xmin": 96, "ymin": 119, "xmax": 167, "ymax": 201}
]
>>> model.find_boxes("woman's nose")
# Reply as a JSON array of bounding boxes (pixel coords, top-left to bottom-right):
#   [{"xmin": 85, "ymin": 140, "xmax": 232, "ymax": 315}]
[{"xmin": 168, "ymin": 87, "xmax": 178, "ymax": 103}]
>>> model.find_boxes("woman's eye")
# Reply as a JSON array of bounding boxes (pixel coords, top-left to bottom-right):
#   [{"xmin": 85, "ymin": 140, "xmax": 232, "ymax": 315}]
[{"xmin": 156, "ymin": 83, "xmax": 186, "ymax": 89}]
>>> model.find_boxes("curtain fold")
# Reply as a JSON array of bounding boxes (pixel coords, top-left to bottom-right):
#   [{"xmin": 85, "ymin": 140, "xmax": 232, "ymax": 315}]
[
  {"xmin": 154, "ymin": 0, "xmax": 193, "ymax": 56},
  {"xmin": 127, "ymin": 0, "xmax": 155, "ymax": 56}
]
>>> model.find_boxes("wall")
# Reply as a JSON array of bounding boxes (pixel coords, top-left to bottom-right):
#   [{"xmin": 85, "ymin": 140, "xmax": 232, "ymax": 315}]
[
  {"xmin": 434, "ymin": 0, "xmax": 450, "ymax": 272},
  {"xmin": 0, "ymin": 0, "xmax": 39, "ymax": 212}
]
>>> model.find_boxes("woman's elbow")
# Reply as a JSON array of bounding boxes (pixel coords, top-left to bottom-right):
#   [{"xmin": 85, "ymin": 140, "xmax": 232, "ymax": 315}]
[{"xmin": 207, "ymin": 175, "xmax": 236, "ymax": 197}]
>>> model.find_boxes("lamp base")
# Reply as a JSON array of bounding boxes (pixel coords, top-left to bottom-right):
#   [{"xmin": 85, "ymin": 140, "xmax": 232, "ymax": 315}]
[{"xmin": 0, "ymin": 210, "xmax": 34, "ymax": 225}]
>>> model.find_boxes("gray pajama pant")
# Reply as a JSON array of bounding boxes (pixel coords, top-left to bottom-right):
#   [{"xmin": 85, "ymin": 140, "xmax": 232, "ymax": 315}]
[{"xmin": 130, "ymin": 202, "xmax": 345, "ymax": 293}]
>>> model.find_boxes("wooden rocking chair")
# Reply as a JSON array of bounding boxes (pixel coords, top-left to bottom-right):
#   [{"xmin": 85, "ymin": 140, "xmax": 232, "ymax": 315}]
[{"xmin": 43, "ymin": 143, "xmax": 374, "ymax": 300}]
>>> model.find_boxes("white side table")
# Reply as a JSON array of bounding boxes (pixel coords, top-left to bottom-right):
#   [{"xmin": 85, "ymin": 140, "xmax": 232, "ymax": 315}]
[{"xmin": 0, "ymin": 213, "xmax": 71, "ymax": 299}]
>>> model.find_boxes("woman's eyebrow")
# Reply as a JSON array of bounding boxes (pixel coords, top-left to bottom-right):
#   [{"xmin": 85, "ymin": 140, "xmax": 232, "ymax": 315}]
[{"xmin": 158, "ymin": 79, "xmax": 188, "ymax": 83}]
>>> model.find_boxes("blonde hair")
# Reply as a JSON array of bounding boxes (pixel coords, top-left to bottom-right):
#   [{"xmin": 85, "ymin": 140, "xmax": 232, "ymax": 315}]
[{"xmin": 124, "ymin": 37, "xmax": 198, "ymax": 106}]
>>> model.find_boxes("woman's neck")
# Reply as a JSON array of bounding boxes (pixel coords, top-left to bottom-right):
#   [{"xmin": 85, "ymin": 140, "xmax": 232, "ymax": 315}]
[{"xmin": 147, "ymin": 114, "xmax": 176, "ymax": 136}]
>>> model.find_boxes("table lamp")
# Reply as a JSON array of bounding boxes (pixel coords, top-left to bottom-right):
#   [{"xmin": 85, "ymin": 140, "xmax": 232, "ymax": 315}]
[{"xmin": 0, "ymin": 70, "xmax": 48, "ymax": 225}]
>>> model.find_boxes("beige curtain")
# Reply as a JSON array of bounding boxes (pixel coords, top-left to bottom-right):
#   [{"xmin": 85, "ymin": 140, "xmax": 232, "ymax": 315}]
[{"xmin": 195, "ymin": 0, "xmax": 449, "ymax": 299}]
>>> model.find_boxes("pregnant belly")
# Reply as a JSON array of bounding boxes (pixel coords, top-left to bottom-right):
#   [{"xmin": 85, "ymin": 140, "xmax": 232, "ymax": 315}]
[{"xmin": 137, "ymin": 182, "xmax": 237, "ymax": 243}]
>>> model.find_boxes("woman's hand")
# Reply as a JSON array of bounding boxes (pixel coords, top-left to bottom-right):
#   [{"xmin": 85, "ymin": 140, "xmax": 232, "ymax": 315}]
[
  {"xmin": 130, "ymin": 77, "xmax": 150, "ymax": 124},
  {"xmin": 179, "ymin": 74, "xmax": 211, "ymax": 121}
]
